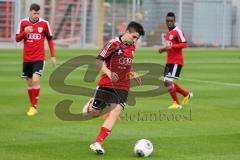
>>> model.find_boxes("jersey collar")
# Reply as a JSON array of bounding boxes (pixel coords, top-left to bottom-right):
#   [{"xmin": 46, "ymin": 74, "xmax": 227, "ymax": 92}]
[
  {"xmin": 29, "ymin": 18, "xmax": 39, "ymax": 24},
  {"xmin": 118, "ymin": 35, "xmax": 131, "ymax": 46},
  {"xmin": 168, "ymin": 25, "xmax": 176, "ymax": 31}
]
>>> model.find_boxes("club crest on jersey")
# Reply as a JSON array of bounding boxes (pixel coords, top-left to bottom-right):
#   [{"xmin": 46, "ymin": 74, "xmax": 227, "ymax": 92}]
[
  {"xmin": 117, "ymin": 49, "xmax": 123, "ymax": 55},
  {"xmin": 38, "ymin": 27, "xmax": 43, "ymax": 33},
  {"xmin": 169, "ymin": 34, "xmax": 174, "ymax": 40}
]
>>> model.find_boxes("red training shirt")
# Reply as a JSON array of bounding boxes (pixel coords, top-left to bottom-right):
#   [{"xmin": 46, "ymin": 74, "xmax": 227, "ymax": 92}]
[
  {"xmin": 97, "ymin": 36, "xmax": 135, "ymax": 91},
  {"xmin": 16, "ymin": 18, "xmax": 55, "ymax": 62},
  {"xmin": 165, "ymin": 26, "xmax": 188, "ymax": 65}
]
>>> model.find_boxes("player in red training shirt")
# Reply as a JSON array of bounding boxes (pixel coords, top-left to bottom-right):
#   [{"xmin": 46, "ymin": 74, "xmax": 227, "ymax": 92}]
[
  {"xmin": 82, "ymin": 21, "xmax": 144, "ymax": 154},
  {"xmin": 15, "ymin": 3, "xmax": 56, "ymax": 116},
  {"xmin": 159, "ymin": 12, "xmax": 193, "ymax": 109}
]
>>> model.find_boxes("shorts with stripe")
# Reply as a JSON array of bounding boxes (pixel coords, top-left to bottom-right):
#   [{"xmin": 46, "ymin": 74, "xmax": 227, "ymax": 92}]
[
  {"xmin": 164, "ymin": 64, "xmax": 182, "ymax": 82},
  {"xmin": 92, "ymin": 87, "xmax": 128, "ymax": 110},
  {"xmin": 22, "ymin": 60, "xmax": 45, "ymax": 79}
]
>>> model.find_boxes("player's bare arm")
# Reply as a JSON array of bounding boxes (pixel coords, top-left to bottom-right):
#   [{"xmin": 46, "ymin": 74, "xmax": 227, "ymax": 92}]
[
  {"xmin": 96, "ymin": 58, "xmax": 119, "ymax": 82},
  {"xmin": 47, "ymin": 39, "xmax": 56, "ymax": 66},
  {"xmin": 131, "ymin": 67, "xmax": 142, "ymax": 85}
]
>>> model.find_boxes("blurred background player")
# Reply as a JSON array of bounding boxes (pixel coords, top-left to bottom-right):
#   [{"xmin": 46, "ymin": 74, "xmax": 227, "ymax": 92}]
[
  {"xmin": 15, "ymin": 3, "xmax": 56, "ymax": 116},
  {"xmin": 82, "ymin": 21, "xmax": 144, "ymax": 154},
  {"xmin": 159, "ymin": 12, "xmax": 193, "ymax": 109}
]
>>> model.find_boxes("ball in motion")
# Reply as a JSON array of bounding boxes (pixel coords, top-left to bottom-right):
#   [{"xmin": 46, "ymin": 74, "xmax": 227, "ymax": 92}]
[{"xmin": 134, "ymin": 139, "xmax": 153, "ymax": 157}]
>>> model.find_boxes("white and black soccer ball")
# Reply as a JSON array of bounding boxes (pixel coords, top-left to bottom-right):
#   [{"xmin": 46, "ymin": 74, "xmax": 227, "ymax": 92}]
[{"xmin": 134, "ymin": 139, "xmax": 153, "ymax": 157}]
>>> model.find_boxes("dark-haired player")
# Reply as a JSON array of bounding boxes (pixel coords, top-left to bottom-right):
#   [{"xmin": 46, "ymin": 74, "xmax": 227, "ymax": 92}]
[
  {"xmin": 82, "ymin": 21, "xmax": 145, "ymax": 154},
  {"xmin": 16, "ymin": 3, "xmax": 56, "ymax": 116},
  {"xmin": 159, "ymin": 12, "xmax": 193, "ymax": 109}
]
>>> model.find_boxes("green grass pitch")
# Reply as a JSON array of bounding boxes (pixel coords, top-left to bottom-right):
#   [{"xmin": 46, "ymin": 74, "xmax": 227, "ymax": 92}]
[{"xmin": 0, "ymin": 48, "xmax": 240, "ymax": 160}]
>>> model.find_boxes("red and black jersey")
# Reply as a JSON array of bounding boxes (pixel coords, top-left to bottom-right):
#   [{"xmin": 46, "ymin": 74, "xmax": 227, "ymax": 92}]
[
  {"xmin": 16, "ymin": 18, "xmax": 54, "ymax": 62},
  {"xmin": 97, "ymin": 36, "xmax": 135, "ymax": 91},
  {"xmin": 165, "ymin": 26, "xmax": 187, "ymax": 65}
]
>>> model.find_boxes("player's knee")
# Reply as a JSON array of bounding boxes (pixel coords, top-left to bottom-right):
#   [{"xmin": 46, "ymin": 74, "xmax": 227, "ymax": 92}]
[
  {"xmin": 109, "ymin": 106, "xmax": 122, "ymax": 118},
  {"xmin": 27, "ymin": 82, "xmax": 33, "ymax": 87},
  {"xmin": 31, "ymin": 78, "xmax": 40, "ymax": 86},
  {"xmin": 32, "ymin": 81, "xmax": 40, "ymax": 87},
  {"xmin": 164, "ymin": 81, "xmax": 172, "ymax": 87}
]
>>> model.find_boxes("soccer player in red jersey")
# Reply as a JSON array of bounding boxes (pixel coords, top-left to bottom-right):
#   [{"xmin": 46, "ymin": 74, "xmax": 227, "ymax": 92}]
[
  {"xmin": 15, "ymin": 4, "xmax": 56, "ymax": 116},
  {"xmin": 159, "ymin": 12, "xmax": 193, "ymax": 109},
  {"xmin": 82, "ymin": 21, "xmax": 144, "ymax": 154}
]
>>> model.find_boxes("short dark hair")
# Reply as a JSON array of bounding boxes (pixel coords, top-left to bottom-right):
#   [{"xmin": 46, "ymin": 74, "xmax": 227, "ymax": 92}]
[
  {"xmin": 166, "ymin": 12, "xmax": 175, "ymax": 20},
  {"xmin": 126, "ymin": 21, "xmax": 145, "ymax": 36},
  {"xmin": 30, "ymin": 3, "xmax": 40, "ymax": 11}
]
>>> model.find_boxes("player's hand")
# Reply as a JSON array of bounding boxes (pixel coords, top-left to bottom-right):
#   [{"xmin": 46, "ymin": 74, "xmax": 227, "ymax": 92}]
[
  {"xmin": 51, "ymin": 57, "xmax": 56, "ymax": 66},
  {"xmin": 159, "ymin": 46, "xmax": 169, "ymax": 53},
  {"xmin": 109, "ymin": 72, "xmax": 119, "ymax": 82},
  {"xmin": 158, "ymin": 48, "xmax": 165, "ymax": 54},
  {"xmin": 132, "ymin": 72, "xmax": 142, "ymax": 86},
  {"xmin": 165, "ymin": 41, "xmax": 172, "ymax": 49},
  {"xmin": 24, "ymin": 26, "xmax": 33, "ymax": 34},
  {"xmin": 165, "ymin": 45, "xmax": 172, "ymax": 50},
  {"xmin": 159, "ymin": 41, "xmax": 172, "ymax": 53}
]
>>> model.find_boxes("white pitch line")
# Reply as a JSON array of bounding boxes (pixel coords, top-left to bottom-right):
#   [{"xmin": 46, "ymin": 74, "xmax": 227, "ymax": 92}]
[{"xmin": 181, "ymin": 78, "xmax": 240, "ymax": 87}]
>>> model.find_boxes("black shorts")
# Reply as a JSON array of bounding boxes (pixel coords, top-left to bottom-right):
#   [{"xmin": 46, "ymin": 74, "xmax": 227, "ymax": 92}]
[
  {"xmin": 22, "ymin": 61, "xmax": 45, "ymax": 79},
  {"xmin": 164, "ymin": 64, "xmax": 182, "ymax": 81},
  {"xmin": 92, "ymin": 87, "xmax": 128, "ymax": 110}
]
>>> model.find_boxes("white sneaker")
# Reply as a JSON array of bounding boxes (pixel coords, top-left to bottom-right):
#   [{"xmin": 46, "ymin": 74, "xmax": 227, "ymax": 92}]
[
  {"xmin": 90, "ymin": 142, "xmax": 105, "ymax": 155},
  {"xmin": 82, "ymin": 98, "xmax": 94, "ymax": 115}
]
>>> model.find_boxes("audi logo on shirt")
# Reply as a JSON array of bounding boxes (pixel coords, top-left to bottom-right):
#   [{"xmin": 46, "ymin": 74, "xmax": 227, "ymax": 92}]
[
  {"xmin": 27, "ymin": 33, "xmax": 42, "ymax": 40},
  {"xmin": 119, "ymin": 57, "xmax": 132, "ymax": 65}
]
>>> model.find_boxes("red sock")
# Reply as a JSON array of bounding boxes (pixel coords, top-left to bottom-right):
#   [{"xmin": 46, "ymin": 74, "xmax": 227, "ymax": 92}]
[
  {"xmin": 27, "ymin": 88, "xmax": 35, "ymax": 107},
  {"xmin": 96, "ymin": 127, "xmax": 111, "ymax": 144},
  {"xmin": 32, "ymin": 88, "xmax": 40, "ymax": 108},
  {"xmin": 174, "ymin": 83, "xmax": 189, "ymax": 97},
  {"xmin": 167, "ymin": 84, "xmax": 180, "ymax": 104}
]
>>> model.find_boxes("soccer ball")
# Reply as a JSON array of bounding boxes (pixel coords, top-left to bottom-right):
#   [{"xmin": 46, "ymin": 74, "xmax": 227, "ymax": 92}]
[{"xmin": 134, "ymin": 139, "xmax": 153, "ymax": 157}]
